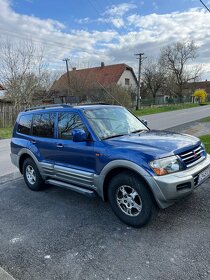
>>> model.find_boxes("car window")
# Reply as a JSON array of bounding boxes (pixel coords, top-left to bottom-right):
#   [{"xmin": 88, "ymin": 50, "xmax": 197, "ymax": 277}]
[
  {"xmin": 58, "ymin": 112, "xmax": 86, "ymax": 140},
  {"xmin": 32, "ymin": 113, "xmax": 55, "ymax": 138},
  {"xmin": 84, "ymin": 107, "xmax": 148, "ymax": 139},
  {"xmin": 17, "ymin": 114, "xmax": 33, "ymax": 135}
]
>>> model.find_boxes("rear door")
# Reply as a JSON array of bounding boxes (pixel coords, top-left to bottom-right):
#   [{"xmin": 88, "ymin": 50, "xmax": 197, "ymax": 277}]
[{"xmin": 30, "ymin": 112, "xmax": 57, "ymax": 176}]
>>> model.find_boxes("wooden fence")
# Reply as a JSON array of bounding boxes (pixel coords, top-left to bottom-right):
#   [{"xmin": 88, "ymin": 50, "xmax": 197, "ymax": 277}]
[{"xmin": 0, "ymin": 103, "xmax": 25, "ymax": 128}]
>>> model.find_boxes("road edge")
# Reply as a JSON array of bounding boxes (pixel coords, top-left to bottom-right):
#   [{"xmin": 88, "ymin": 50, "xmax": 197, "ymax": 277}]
[
  {"xmin": 0, "ymin": 171, "xmax": 21, "ymax": 185},
  {"xmin": 0, "ymin": 267, "xmax": 16, "ymax": 280}
]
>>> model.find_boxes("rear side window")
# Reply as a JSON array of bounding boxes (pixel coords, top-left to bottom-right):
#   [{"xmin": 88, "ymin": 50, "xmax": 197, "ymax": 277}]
[
  {"xmin": 32, "ymin": 113, "xmax": 55, "ymax": 138},
  {"xmin": 17, "ymin": 114, "xmax": 33, "ymax": 135},
  {"xmin": 58, "ymin": 112, "xmax": 86, "ymax": 140}
]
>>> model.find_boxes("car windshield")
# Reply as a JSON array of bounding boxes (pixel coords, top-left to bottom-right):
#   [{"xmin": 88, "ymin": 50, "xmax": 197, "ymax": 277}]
[{"xmin": 84, "ymin": 107, "xmax": 148, "ymax": 140}]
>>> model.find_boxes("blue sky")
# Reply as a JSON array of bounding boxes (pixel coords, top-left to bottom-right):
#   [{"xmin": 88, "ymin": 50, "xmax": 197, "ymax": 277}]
[
  {"xmin": 12, "ymin": 0, "xmax": 205, "ymax": 31},
  {"xmin": 1, "ymin": 0, "xmax": 210, "ymax": 78}
]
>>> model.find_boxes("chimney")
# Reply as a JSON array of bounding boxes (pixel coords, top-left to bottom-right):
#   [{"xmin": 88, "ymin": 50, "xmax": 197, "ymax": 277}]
[
  {"xmin": 101, "ymin": 62, "xmax": 105, "ymax": 68},
  {"xmin": 72, "ymin": 67, "xmax": 76, "ymax": 71}
]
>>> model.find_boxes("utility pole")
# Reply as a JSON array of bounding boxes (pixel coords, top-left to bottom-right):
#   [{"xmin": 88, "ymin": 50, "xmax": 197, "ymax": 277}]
[
  {"xmin": 135, "ymin": 52, "xmax": 144, "ymax": 110},
  {"xmin": 63, "ymin": 58, "xmax": 71, "ymax": 96}
]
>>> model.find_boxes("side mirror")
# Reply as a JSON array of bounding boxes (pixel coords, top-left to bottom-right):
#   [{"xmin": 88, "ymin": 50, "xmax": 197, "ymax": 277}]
[
  {"xmin": 142, "ymin": 119, "xmax": 148, "ymax": 126},
  {"xmin": 72, "ymin": 129, "xmax": 88, "ymax": 142},
  {"xmin": 138, "ymin": 117, "xmax": 148, "ymax": 126}
]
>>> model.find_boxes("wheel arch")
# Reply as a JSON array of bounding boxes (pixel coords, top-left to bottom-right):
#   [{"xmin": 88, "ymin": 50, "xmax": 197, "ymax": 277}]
[
  {"xmin": 18, "ymin": 149, "xmax": 42, "ymax": 175},
  {"xmin": 98, "ymin": 160, "xmax": 165, "ymax": 208},
  {"xmin": 103, "ymin": 167, "xmax": 155, "ymax": 204}
]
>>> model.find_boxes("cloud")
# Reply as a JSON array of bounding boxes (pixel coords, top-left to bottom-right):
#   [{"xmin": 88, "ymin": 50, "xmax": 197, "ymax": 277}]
[{"xmin": 103, "ymin": 3, "xmax": 137, "ymax": 17}]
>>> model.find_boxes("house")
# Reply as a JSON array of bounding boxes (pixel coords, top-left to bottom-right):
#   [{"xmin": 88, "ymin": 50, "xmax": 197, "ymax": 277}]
[
  {"xmin": 50, "ymin": 63, "xmax": 138, "ymax": 103},
  {"xmin": 183, "ymin": 80, "xmax": 210, "ymax": 96}
]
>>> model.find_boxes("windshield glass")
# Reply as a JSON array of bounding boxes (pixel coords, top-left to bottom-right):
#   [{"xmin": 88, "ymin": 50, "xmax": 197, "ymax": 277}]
[{"xmin": 84, "ymin": 107, "xmax": 148, "ymax": 140}]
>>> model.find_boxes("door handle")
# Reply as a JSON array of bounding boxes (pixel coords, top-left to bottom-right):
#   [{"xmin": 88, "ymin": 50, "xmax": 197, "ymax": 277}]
[
  {"xmin": 56, "ymin": 143, "xmax": 64, "ymax": 148},
  {"xmin": 30, "ymin": 139, "xmax": 36, "ymax": 144}
]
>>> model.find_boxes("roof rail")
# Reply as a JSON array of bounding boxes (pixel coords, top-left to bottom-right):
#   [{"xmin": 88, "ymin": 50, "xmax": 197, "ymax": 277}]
[{"xmin": 25, "ymin": 104, "xmax": 71, "ymax": 112}]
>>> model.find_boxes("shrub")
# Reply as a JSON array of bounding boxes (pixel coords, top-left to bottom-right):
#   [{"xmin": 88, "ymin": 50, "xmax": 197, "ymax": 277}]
[{"xmin": 192, "ymin": 89, "xmax": 208, "ymax": 104}]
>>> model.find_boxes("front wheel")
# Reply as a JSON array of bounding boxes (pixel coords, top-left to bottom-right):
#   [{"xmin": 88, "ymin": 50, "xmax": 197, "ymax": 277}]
[
  {"xmin": 23, "ymin": 158, "xmax": 44, "ymax": 191},
  {"xmin": 108, "ymin": 172, "xmax": 155, "ymax": 228}
]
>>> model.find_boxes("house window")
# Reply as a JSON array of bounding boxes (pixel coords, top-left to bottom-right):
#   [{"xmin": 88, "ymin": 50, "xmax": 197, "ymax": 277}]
[{"xmin": 125, "ymin": 78, "xmax": 130, "ymax": 85}]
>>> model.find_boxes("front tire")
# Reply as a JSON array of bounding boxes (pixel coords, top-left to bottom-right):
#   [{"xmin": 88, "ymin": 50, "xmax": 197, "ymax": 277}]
[
  {"xmin": 23, "ymin": 158, "xmax": 44, "ymax": 191},
  {"xmin": 108, "ymin": 172, "xmax": 154, "ymax": 228}
]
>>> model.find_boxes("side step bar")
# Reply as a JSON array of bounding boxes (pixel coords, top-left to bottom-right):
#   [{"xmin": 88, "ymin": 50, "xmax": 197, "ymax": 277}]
[{"xmin": 46, "ymin": 179, "xmax": 96, "ymax": 198}]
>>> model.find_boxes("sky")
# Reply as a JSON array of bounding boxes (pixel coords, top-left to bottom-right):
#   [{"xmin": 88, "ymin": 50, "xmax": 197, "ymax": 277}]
[{"xmin": 1, "ymin": 0, "xmax": 210, "ymax": 79}]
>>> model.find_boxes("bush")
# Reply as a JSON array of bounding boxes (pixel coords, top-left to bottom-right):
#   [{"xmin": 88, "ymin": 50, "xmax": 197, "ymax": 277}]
[{"xmin": 192, "ymin": 89, "xmax": 207, "ymax": 104}]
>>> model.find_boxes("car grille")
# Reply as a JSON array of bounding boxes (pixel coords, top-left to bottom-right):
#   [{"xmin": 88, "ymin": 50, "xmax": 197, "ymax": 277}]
[{"xmin": 178, "ymin": 145, "xmax": 205, "ymax": 168}]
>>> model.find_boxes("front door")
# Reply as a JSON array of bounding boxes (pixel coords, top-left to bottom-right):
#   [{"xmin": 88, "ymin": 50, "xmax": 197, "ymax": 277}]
[{"xmin": 53, "ymin": 111, "xmax": 96, "ymax": 188}]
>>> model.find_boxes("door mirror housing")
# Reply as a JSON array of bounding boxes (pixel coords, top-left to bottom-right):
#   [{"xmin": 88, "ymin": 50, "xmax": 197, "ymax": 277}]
[
  {"xmin": 72, "ymin": 129, "xmax": 88, "ymax": 142},
  {"xmin": 138, "ymin": 118, "xmax": 148, "ymax": 126}
]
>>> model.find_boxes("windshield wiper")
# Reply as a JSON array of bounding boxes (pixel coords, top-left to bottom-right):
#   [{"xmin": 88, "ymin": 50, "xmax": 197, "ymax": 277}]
[
  {"xmin": 130, "ymin": 129, "xmax": 144, "ymax": 134},
  {"xmin": 103, "ymin": 134, "xmax": 127, "ymax": 140}
]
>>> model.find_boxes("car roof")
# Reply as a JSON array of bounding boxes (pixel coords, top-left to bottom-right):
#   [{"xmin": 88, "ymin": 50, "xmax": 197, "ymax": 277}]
[{"xmin": 22, "ymin": 104, "xmax": 122, "ymax": 113}]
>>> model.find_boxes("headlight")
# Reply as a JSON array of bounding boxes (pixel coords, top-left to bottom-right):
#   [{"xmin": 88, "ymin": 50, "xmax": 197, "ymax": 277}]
[{"xmin": 150, "ymin": 156, "xmax": 181, "ymax": 176}]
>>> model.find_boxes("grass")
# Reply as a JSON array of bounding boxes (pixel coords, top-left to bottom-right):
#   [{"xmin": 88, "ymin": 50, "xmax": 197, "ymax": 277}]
[
  {"xmin": 0, "ymin": 126, "xmax": 12, "ymax": 139},
  {"xmin": 200, "ymin": 116, "xmax": 210, "ymax": 123},
  {"xmin": 200, "ymin": 135, "xmax": 210, "ymax": 154},
  {"xmin": 134, "ymin": 103, "xmax": 199, "ymax": 116}
]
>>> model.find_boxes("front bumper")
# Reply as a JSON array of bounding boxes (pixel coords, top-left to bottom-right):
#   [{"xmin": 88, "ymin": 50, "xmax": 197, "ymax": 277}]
[{"xmin": 152, "ymin": 154, "xmax": 210, "ymax": 208}]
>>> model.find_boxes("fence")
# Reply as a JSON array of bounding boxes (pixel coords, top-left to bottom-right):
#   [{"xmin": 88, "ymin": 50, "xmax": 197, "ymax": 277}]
[{"xmin": 0, "ymin": 103, "xmax": 25, "ymax": 128}]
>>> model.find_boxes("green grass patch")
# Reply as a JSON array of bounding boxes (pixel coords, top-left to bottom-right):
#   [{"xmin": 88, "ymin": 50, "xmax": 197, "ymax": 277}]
[
  {"xmin": 200, "ymin": 116, "xmax": 210, "ymax": 123},
  {"xmin": 0, "ymin": 126, "xmax": 12, "ymax": 139},
  {"xmin": 134, "ymin": 103, "xmax": 199, "ymax": 116},
  {"xmin": 199, "ymin": 135, "xmax": 210, "ymax": 154}
]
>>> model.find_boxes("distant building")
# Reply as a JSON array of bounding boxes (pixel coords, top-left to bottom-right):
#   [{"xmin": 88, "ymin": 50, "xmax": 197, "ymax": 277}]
[
  {"xmin": 50, "ymin": 63, "xmax": 138, "ymax": 103},
  {"xmin": 183, "ymin": 80, "xmax": 210, "ymax": 96}
]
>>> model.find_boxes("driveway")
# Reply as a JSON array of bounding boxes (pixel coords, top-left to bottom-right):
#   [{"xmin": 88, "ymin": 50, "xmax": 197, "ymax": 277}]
[
  {"xmin": 0, "ymin": 139, "xmax": 19, "ymax": 182},
  {"xmin": 0, "ymin": 178, "xmax": 209, "ymax": 280}
]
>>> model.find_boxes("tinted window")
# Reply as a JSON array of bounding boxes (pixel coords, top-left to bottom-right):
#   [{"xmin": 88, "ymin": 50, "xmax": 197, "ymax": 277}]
[
  {"xmin": 58, "ymin": 112, "xmax": 86, "ymax": 140},
  {"xmin": 32, "ymin": 113, "xmax": 55, "ymax": 138},
  {"xmin": 17, "ymin": 114, "xmax": 32, "ymax": 135}
]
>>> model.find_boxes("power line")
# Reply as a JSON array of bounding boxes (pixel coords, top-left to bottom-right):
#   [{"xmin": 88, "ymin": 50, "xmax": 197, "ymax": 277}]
[
  {"xmin": 0, "ymin": 29, "xmax": 104, "ymax": 56},
  {"xmin": 199, "ymin": 0, "xmax": 210, "ymax": 12}
]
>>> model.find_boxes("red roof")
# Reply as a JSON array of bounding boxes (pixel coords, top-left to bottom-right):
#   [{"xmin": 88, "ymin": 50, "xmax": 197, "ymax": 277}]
[{"xmin": 51, "ymin": 63, "xmax": 137, "ymax": 91}]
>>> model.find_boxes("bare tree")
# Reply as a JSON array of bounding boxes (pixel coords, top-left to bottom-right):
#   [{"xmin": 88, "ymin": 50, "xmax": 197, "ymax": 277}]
[
  {"xmin": 159, "ymin": 40, "xmax": 202, "ymax": 98},
  {"xmin": 0, "ymin": 39, "xmax": 49, "ymax": 107},
  {"xmin": 142, "ymin": 60, "xmax": 166, "ymax": 100}
]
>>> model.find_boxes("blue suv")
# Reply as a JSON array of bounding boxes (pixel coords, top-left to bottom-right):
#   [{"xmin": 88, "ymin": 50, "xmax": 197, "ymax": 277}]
[{"xmin": 11, "ymin": 104, "xmax": 210, "ymax": 227}]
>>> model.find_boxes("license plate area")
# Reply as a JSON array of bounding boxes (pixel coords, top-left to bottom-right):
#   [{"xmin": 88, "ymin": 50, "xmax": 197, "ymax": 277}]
[{"xmin": 198, "ymin": 166, "xmax": 210, "ymax": 185}]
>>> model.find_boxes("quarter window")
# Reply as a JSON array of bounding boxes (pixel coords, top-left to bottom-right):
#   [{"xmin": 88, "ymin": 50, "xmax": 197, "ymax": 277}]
[
  {"xmin": 32, "ymin": 113, "xmax": 55, "ymax": 138},
  {"xmin": 17, "ymin": 114, "xmax": 33, "ymax": 135},
  {"xmin": 58, "ymin": 112, "xmax": 86, "ymax": 140}
]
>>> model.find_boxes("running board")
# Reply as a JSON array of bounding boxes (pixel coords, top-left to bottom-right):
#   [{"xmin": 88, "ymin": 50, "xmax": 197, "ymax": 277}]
[{"xmin": 46, "ymin": 179, "xmax": 96, "ymax": 198}]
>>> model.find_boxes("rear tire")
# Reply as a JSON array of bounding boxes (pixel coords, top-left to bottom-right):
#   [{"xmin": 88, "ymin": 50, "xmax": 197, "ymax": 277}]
[
  {"xmin": 23, "ymin": 158, "xmax": 44, "ymax": 191},
  {"xmin": 108, "ymin": 172, "xmax": 154, "ymax": 228}
]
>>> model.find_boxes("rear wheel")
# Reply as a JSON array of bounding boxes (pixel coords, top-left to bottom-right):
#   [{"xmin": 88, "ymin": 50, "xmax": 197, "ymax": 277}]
[
  {"xmin": 108, "ymin": 172, "xmax": 154, "ymax": 227},
  {"xmin": 23, "ymin": 158, "xmax": 44, "ymax": 191}
]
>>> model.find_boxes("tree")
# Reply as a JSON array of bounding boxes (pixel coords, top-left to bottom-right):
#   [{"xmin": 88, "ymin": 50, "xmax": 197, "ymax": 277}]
[
  {"xmin": 0, "ymin": 39, "xmax": 50, "ymax": 107},
  {"xmin": 159, "ymin": 41, "xmax": 202, "ymax": 98},
  {"xmin": 142, "ymin": 60, "xmax": 166, "ymax": 100}
]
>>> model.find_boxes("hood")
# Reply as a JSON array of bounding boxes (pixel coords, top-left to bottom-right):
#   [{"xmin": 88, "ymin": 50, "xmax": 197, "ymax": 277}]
[{"xmin": 105, "ymin": 130, "xmax": 200, "ymax": 159}]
